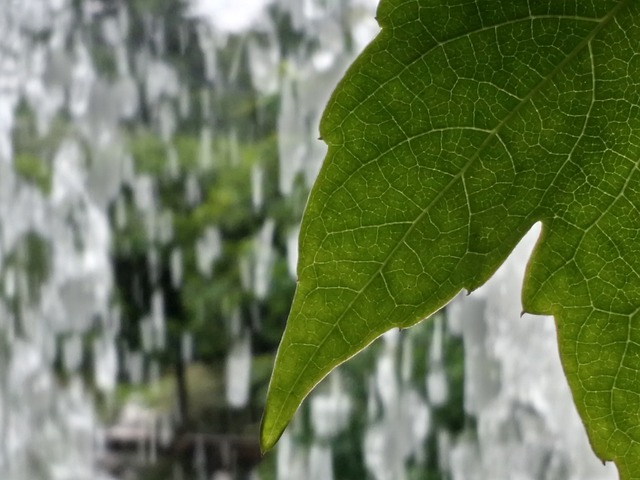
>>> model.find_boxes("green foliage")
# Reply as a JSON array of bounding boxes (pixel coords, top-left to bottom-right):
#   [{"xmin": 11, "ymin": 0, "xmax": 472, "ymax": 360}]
[
  {"xmin": 115, "ymin": 127, "xmax": 292, "ymax": 353},
  {"xmin": 14, "ymin": 153, "xmax": 52, "ymax": 194},
  {"xmin": 11, "ymin": 105, "xmax": 68, "ymax": 195},
  {"xmin": 0, "ymin": 232, "xmax": 50, "ymax": 307},
  {"xmin": 262, "ymin": 0, "xmax": 640, "ymax": 477}
]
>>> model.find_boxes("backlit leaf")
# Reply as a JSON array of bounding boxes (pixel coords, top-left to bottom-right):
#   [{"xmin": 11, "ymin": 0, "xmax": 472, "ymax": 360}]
[{"xmin": 261, "ymin": 1, "xmax": 640, "ymax": 476}]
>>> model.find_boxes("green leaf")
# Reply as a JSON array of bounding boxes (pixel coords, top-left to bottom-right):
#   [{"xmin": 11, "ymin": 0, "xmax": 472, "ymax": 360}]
[{"xmin": 261, "ymin": 0, "xmax": 640, "ymax": 475}]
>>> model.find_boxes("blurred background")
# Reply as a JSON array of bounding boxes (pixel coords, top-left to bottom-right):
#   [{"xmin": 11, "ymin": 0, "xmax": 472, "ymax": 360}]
[{"xmin": 0, "ymin": 1, "xmax": 619, "ymax": 479}]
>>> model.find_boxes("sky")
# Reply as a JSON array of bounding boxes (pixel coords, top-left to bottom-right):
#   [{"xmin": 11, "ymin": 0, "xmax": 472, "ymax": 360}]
[{"xmin": 186, "ymin": 0, "xmax": 275, "ymax": 34}]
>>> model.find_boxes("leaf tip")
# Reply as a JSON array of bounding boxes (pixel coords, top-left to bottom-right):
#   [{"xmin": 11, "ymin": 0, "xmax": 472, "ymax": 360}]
[
  {"xmin": 259, "ymin": 418, "xmax": 279, "ymax": 455},
  {"xmin": 259, "ymin": 398, "xmax": 290, "ymax": 455},
  {"xmin": 259, "ymin": 441, "xmax": 271, "ymax": 457}
]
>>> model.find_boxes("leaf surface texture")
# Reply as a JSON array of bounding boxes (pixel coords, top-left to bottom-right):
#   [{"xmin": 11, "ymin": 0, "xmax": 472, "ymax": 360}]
[{"xmin": 261, "ymin": 1, "xmax": 640, "ymax": 475}]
